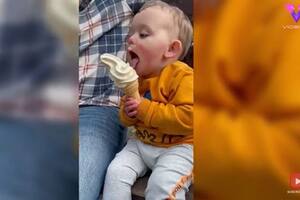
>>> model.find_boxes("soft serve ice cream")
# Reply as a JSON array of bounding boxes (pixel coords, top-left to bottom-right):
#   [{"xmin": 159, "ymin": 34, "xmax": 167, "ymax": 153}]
[
  {"xmin": 100, "ymin": 53, "xmax": 138, "ymax": 88},
  {"xmin": 100, "ymin": 54, "xmax": 140, "ymax": 100}
]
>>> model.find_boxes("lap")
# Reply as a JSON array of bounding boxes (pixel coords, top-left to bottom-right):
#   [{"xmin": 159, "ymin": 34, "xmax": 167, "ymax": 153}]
[
  {"xmin": 79, "ymin": 105, "xmax": 126, "ymax": 154},
  {"xmin": 107, "ymin": 139, "xmax": 148, "ymax": 179},
  {"xmin": 146, "ymin": 144, "xmax": 193, "ymax": 200},
  {"xmin": 79, "ymin": 105, "xmax": 126, "ymax": 200}
]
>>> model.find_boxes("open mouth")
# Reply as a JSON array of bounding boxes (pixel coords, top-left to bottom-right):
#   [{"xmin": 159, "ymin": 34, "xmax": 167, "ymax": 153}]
[{"xmin": 128, "ymin": 50, "xmax": 139, "ymax": 69}]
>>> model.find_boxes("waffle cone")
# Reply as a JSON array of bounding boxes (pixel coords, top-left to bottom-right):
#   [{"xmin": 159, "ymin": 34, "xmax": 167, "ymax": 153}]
[{"xmin": 124, "ymin": 79, "xmax": 140, "ymax": 100}]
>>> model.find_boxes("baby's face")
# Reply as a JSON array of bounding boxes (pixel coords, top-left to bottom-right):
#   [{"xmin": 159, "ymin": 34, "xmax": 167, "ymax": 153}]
[{"xmin": 127, "ymin": 6, "xmax": 176, "ymax": 78}]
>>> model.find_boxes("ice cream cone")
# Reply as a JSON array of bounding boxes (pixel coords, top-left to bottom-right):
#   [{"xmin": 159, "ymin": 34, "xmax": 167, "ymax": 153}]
[{"xmin": 124, "ymin": 79, "xmax": 140, "ymax": 100}]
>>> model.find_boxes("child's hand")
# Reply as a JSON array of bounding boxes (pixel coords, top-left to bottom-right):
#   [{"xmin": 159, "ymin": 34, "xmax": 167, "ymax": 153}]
[{"xmin": 124, "ymin": 96, "xmax": 141, "ymax": 118}]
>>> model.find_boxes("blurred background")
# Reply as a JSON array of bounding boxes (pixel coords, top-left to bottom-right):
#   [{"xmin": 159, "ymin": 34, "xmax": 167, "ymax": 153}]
[
  {"xmin": 0, "ymin": 0, "xmax": 78, "ymax": 199},
  {"xmin": 194, "ymin": 0, "xmax": 300, "ymax": 199}
]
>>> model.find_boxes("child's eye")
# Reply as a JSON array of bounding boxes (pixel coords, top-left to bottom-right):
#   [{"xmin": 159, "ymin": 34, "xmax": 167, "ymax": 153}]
[{"xmin": 139, "ymin": 33, "xmax": 149, "ymax": 38}]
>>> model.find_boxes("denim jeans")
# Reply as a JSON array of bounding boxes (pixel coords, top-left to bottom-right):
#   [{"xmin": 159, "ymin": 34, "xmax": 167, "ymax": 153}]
[
  {"xmin": 0, "ymin": 117, "xmax": 78, "ymax": 200},
  {"xmin": 79, "ymin": 106, "xmax": 126, "ymax": 200}
]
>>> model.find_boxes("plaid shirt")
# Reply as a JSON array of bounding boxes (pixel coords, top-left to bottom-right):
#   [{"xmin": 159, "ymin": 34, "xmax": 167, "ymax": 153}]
[
  {"xmin": 0, "ymin": 0, "xmax": 61, "ymax": 101},
  {"xmin": 79, "ymin": 0, "xmax": 146, "ymax": 107}
]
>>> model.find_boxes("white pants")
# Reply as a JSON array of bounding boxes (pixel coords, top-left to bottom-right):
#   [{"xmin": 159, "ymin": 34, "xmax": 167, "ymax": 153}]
[{"xmin": 103, "ymin": 139, "xmax": 193, "ymax": 200}]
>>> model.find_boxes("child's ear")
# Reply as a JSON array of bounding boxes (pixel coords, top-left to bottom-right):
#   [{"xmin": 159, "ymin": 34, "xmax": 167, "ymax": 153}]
[{"xmin": 164, "ymin": 40, "xmax": 182, "ymax": 59}]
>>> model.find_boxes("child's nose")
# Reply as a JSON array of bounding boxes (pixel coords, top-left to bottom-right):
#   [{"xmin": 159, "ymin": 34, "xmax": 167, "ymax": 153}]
[{"xmin": 127, "ymin": 34, "xmax": 136, "ymax": 45}]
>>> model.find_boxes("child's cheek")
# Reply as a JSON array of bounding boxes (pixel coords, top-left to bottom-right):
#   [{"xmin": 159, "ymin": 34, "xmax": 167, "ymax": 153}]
[
  {"xmin": 139, "ymin": 45, "xmax": 155, "ymax": 62},
  {"xmin": 142, "ymin": 45, "xmax": 164, "ymax": 61}
]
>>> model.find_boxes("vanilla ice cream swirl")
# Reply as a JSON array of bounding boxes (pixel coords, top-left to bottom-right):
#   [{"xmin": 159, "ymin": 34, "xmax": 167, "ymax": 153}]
[{"xmin": 100, "ymin": 53, "xmax": 138, "ymax": 88}]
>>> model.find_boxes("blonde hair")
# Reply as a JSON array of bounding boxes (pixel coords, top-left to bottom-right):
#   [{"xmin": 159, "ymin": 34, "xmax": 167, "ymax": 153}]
[{"xmin": 139, "ymin": 0, "xmax": 193, "ymax": 60}]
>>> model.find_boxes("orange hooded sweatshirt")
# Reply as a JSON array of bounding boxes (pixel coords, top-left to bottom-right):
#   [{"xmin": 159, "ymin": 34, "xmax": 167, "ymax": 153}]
[{"xmin": 120, "ymin": 61, "xmax": 193, "ymax": 148}]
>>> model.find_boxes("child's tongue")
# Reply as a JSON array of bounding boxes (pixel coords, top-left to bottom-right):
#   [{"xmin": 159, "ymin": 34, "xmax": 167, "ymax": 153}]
[{"xmin": 130, "ymin": 58, "xmax": 139, "ymax": 69}]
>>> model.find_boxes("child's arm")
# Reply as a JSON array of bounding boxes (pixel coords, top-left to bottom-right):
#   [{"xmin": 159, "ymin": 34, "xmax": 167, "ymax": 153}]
[{"xmin": 136, "ymin": 73, "xmax": 193, "ymax": 135}]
